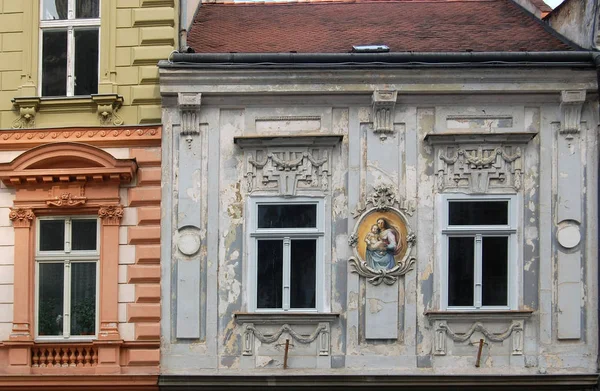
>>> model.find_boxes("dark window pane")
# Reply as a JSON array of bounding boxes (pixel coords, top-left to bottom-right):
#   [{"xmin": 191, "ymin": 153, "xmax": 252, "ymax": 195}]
[
  {"xmin": 38, "ymin": 263, "xmax": 64, "ymax": 336},
  {"xmin": 482, "ymin": 237, "xmax": 508, "ymax": 306},
  {"xmin": 290, "ymin": 240, "xmax": 316, "ymax": 309},
  {"xmin": 72, "ymin": 219, "xmax": 97, "ymax": 251},
  {"xmin": 257, "ymin": 240, "xmax": 283, "ymax": 309},
  {"xmin": 76, "ymin": 0, "xmax": 100, "ymax": 18},
  {"xmin": 39, "ymin": 220, "xmax": 65, "ymax": 251},
  {"xmin": 70, "ymin": 262, "xmax": 96, "ymax": 336},
  {"xmin": 42, "ymin": 30, "xmax": 67, "ymax": 96},
  {"xmin": 42, "ymin": 0, "xmax": 67, "ymax": 20},
  {"xmin": 449, "ymin": 201, "xmax": 508, "ymax": 225},
  {"xmin": 258, "ymin": 204, "xmax": 317, "ymax": 228},
  {"xmin": 74, "ymin": 28, "xmax": 98, "ymax": 95},
  {"xmin": 448, "ymin": 237, "xmax": 474, "ymax": 307}
]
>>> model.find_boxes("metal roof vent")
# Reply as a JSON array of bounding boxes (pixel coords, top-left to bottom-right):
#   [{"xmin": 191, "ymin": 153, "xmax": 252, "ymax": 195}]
[{"xmin": 351, "ymin": 45, "xmax": 390, "ymax": 53}]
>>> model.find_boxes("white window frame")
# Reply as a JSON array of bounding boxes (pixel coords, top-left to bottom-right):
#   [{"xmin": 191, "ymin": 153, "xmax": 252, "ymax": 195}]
[
  {"xmin": 439, "ymin": 194, "xmax": 519, "ymax": 311},
  {"xmin": 39, "ymin": 0, "xmax": 101, "ymax": 97},
  {"xmin": 247, "ymin": 196, "xmax": 325, "ymax": 313},
  {"xmin": 35, "ymin": 216, "xmax": 100, "ymax": 340}
]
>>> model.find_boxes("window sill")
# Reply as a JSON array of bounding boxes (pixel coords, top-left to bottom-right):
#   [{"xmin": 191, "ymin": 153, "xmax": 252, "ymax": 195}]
[
  {"xmin": 425, "ymin": 309, "xmax": 533, "ymax": 322},
  {"xmin": 11, "ymin": 94, "xmax": 124, "ymax": 128},
  {"xmin": 234, "ymin": 312, "xmax": 339, "ymax": 325}
]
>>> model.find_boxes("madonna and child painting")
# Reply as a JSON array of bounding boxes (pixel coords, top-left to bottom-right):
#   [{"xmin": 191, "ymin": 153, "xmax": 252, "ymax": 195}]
[{"xmin": 356, "ymin": 213, "xmax": 408, "ymax": 271}]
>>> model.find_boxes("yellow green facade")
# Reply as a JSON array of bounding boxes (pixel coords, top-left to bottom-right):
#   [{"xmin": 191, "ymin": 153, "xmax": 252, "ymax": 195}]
[{"xmin": 0, "ymin": 0, "xmax": 178, "ymax": 129}]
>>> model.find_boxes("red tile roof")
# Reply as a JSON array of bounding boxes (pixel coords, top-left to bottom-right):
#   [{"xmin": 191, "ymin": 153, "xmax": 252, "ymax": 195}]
[{"xmin": 187, "ymin": 0, "xmax": 573, "ymax": 53}]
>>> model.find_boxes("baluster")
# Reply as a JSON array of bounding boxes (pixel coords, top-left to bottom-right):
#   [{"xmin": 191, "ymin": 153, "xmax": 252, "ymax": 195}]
[
  {"xmin": 60, "ymin": 347, "xmax": 67, "ymax": 367},
  {"xmin": 40, "ymin": 348, "xmax": 48, "ymax": 367},
  {"xmin": 84, "ymin": 348, "xmax": 91, "ymax": 367},
  {"xmin": 91, "ymin": 348, "xmax": 97, "ymax": 366},
  {"xmin": 51, "ymin": 348, "xmax": 58, "ymax": 367},
  {"xmin": 31, "ymin": 348, "xmax": 39, "ymax": 367},
  {"xmin": 69, "ymin": 348, "xmax": 76, "ymax": 367}
]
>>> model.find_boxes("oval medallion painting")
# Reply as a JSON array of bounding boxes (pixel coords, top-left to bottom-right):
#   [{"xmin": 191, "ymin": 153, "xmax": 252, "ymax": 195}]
[{"xmin": 356, "ymin": 211, "xmax": 408, "ymax": 271}]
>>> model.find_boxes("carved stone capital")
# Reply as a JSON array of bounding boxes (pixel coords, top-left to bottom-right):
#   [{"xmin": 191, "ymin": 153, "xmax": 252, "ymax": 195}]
[
  {"xmin": 560, "ymin": 90, "xmax": 586, "ymax": 137},
  {"xmin": 92, "ymin": 94, "xmax": 124, "ymax": 126},
  {"xmin": 9, "ymin": 208, "xmax": 35, "ymax": 228},
  {"xmin": 371, "ymin": 90, "xmax": 398, "ymax": 140},
  {"xmin": 178, "ymin": 93, "xmax": 202, "ymax": 142},
  {"xmin": 11, "ymin": 97, "xmax": 41, "ymax": 129},
  {"xmin": 98, "ymin": 205, "xmax": 124, "ymax": 226}
]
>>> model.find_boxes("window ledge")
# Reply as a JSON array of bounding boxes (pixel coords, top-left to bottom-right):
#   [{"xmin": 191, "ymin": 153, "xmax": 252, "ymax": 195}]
[
  {"xmin": 424, "ymin": 132, "xmax": 537, "ymax": 145},
  {"xmin": 234, "ymin": 134, "xmax": 343, "ymax": 149},
  {"xmin": 234, "ymin": 312, "xmax": 339, "ymax": 325},
  {"xmin": 11, "ymin": 94, "xmax": 124, "ymax": 128},
  {"xmin": 425, "ymin": 310, "xmax": 533, "ymax": 322}
]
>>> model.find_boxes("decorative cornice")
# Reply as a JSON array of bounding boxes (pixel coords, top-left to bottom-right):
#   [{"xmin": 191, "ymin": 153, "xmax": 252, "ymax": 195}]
[
  {"xmin": 424, "ymin": 132, "xmax": 537, "ymax": 145},
  {"xmin": 0, "ymin": 126, "xmax": 161, "ymax": 150},
  {"xmin": 11, "ymin": 97, "xmax": 41, "ymax": 129},
  {"xmin": 92, "ymin": 94, "xmax": 124, "ymax": 126},
  {"xmin": 560, "ymin": 90, "xmax": 586, "ymax": 137},
  {"xmin": 371, "ymin": 90, "xmax": 398, "ymax": 140},
  {"xmin": 98, "ymin": 205, "xmax": 124, "ymax": 226},
  {"xmin": 234, "ymin": 134, "xmax": 342, "ymax": 149},
  {"xmin": 9, "ymin": 208, "xmax": 35, "ymax": 228}
]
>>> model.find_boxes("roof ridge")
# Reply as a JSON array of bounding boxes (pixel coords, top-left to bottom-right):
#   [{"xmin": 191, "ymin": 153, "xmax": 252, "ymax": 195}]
[{"xmin": 203, "ymin": 0, "xmax": 496, "ymax": 5}]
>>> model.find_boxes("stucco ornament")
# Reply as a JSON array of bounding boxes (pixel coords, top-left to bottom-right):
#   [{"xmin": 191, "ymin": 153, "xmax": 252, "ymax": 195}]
[
  {"xmin": 349, "ymin": 185, "xmax": 416, "ymax": 285},
  {"xmin": 242, "ymin": 322, "xmax": 330, "ymax": 357},
  {"xmin": 46, "ymin": 192, "xmax": 87, "ymax": 207},
  {"xmin": 9, "ymin": 208, "xmax": 35, "ymax": 227},
  {"xmin": 437, "ymin": 146, "xmax": 523, "ymax": 193},
  {"xmin": 245, "ymin": 149, "xmax": 331, "ymax": 196}
]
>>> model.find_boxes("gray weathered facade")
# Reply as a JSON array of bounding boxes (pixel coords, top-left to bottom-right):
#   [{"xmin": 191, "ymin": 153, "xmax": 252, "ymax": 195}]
[{"xmin": 157, "ymin": 53, "xmax": 599, "ymax": 388}]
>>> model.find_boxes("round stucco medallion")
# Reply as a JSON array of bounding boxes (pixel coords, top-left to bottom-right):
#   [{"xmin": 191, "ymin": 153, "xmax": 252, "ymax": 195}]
[
  {"xmin": 177, "ymin": 232, "xmax": 201, "ymax": 256},
  {"xmin": 557, "ymin": 224, "xmax": 581, "ymax": 249}
]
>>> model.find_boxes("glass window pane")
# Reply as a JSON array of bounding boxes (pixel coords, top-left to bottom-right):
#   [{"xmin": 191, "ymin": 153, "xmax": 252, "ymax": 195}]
[
  {"xmin": 256, "ymin": 240, "xmax": 283, "ymax": 309},
  {"xmin": 448, "ymin": 237, "xmax": 474, "ymax": 307},
  {"xmin": 290, "ymin": 240, "xmax": 316, "ymax": 309},
  {"xmin": 42, "ymin": 30, "xmax": 67, "ymax": 97},
  {"xmin": 74, "ymin": 28, "xmax": 98, "ymax": 95},
  {"xmin": 70, "ymin": 262, "xmax": 96, "ymax": 336},
  {"xmin": 482, "ymin": 237, "xmax": 508, "ymax": 306},
  {"xmin": 76, "ymin": 0, "xmax": 100, "ymax": 18},
  {"xmin": 42, "ymin": 0, "xmax": 68, "ymax": 20},
  {"xmin": 38, "ymin": 263, "xmax": 64, "ymax": 336},
  {"xmin": 72, "ymin": 219, "xmax": 97, "ymax": 251},
  {"xmin": 258, "ymin": 204, "xmax": 317, "ymax": 229},
  {"xmin": 449, "ymin": 201, "xmax": 508, "ymax": 226},
  {"xmin": 39, "ymin": 220, "xmax": 65, "ymax": 251}
]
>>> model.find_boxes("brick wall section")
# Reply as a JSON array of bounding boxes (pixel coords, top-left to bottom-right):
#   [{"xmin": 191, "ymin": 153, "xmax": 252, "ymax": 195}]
[{"xmin": 126, "ymin": 147, "xmax": 161, "ymax": 342}]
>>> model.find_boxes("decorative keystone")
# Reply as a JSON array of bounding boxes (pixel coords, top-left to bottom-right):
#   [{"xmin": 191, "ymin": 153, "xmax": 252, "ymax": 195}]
[
  {"xmin": 11, "ymin": 97, "xmax": 41, "ymax": 129},
  {"xmin": 371, "ymin": 90, "xmax": 398, "ymax": 140},
  {"xmin": 560, "ymin": 90, "xmax": 586, "ymax": 137},
  {"xmin": 92, "ymin": 94, "xmax": 124, "ymax": 126}
]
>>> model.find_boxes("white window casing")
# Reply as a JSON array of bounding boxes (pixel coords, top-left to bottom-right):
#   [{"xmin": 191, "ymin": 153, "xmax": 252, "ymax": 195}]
[
  {"xmin": 247, "ymin": 196, "xmax": 326, "ymax": 313},
  {"xmin": 35, "ymin": 216, "xmax": 100, "ymax": 341},
  {"xmin": 39, "ymin": 0, "xmax": 100, "ymax": 97},
  {"xmin": 438, "ymin": 193, "xmax": 520, "ymax": 311}
]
